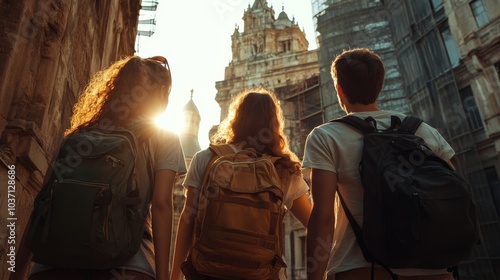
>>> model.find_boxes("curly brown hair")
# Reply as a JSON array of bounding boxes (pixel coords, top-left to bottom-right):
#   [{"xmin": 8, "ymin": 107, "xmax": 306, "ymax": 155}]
[
  {"xmin": 212, "ymin": 88, "xmax": 301, "ymax": 175},
  {"xmin": 65, "ymin": 56, "xmax": 171, "ymax": 136}
]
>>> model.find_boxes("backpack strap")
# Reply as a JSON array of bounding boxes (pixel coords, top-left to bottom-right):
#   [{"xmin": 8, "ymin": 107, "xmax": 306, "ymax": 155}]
[
  {"xmin": 331, "ymin": 115, "xmax": 377, "ymax": 135},
  {"xmin": 126, "ymin": 118, "xmax": 158, "ymax": 144},
  {"xmin": 398, "ymin": 115, "xmax": 423, "ymax": 135},
  {"xmin": 113, "ymin": 129, "xmax": 148, "ymax": 206},
  {"xmin": 199, "ymin": 145, "xmax": 231, "ymax": 193},
  {"xmin": 209, "ymin": 143, "xmax": 236, "ymax": 157},
  {"xmin": 386, "ymin": 116, "xmax": 402, "ymax": 131},
  {"xmin": 337, "ymin": 190, "xmax": 398, "ymax": 280}
]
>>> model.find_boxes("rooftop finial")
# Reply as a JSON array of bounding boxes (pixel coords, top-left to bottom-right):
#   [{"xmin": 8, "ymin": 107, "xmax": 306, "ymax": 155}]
[{"xmin": 190, "ymin": 89, "xmax": 194, "ymax": 99}]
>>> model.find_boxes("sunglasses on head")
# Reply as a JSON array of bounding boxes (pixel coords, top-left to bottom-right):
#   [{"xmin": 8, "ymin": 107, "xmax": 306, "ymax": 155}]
[
  {"xmin": 146, "ymin": 55, "xmax": 172, "ymax": 95},
  {"xmin": 147, "ymin": 55, "xmax": 170, "ymax": 71}
]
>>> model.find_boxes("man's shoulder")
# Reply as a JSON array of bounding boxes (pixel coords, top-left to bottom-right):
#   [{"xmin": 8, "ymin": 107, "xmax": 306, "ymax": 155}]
[
  {"xmin": 309, "ymin": 121, "xmax": 345, "ymax": 136},
  {"xmin": 193, "ymin": 147, "xmax": 214, "ymax": 161}
]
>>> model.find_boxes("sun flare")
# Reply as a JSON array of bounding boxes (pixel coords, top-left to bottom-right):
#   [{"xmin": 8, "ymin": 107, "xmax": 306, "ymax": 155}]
[{"xmin": 154, "ymin": 109, "xmax": 184, "ymax": 134}]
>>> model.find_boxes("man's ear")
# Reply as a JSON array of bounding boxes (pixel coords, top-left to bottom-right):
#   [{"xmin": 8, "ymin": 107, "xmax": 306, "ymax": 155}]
[
  {"xmin": 335, "ymin": 83, "xmax": 344, "ymax": 95},
  {"xmin": 335, "ymin": 82, "xmax": 344, "ymax": 97}
]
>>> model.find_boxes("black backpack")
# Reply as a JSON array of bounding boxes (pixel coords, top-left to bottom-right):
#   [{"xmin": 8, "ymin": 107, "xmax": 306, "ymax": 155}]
[
  {"xmin": 331, "ymin": 115, "xmax": 479, "ymax": 278},
  {"xmin": 26, "ymin": 128, "xmax": 152, "ymax": 269}
]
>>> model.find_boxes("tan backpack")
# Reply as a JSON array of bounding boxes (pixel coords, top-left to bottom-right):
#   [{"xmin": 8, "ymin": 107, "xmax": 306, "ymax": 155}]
[{"xmin": 190, "ymin": 144, "xmax": 287, "ymax": 280}]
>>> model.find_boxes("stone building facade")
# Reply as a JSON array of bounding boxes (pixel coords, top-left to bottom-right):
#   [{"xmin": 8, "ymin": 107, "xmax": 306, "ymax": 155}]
[
  {"xmin": 214, "ymin": 1, "xmax": 320, "ymax": 278},
  {"xmin": 444, "ymin": 0, "xmax": 500, "ymax": 277},
  {"xmin": 447, "ymin": 0, "xmax": 500, "ymax": 172},
  {"xmin": 215, "ymin": 0, "xmax": 322, "ymax": 158},
  {"xmin": 0, "ymin": 1, "xmax": 140, "ymax": 278}
]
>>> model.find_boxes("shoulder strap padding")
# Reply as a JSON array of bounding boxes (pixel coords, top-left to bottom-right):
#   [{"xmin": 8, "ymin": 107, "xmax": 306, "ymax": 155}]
[
  {"xmin": 399, "ymin": 115, "xmax": 423, "ymax": 135},
  {"xmin": 126, "ymin": 119, "xmax": 157, "ymax": 144},
  {"xmin": 200, "ymin": 144, "xmax": 232, "ymax": 189},
  {"xmin": 387, "ymin": 116, "xmax": 402, "ymax": 131},
  {"xmin": 338, "ymin": 190, "xmax": 398, "ymax": 279},
  {"xmin": 332, "ymin": 115, "xmax": 423, "ymax": 135},
  {"xmin": 209, "ymin": 144, "xmax": 235, "ymax": 157},
  {"xmin": 331, "ymin": 115, "xmax": 377, "ymax": 135}
]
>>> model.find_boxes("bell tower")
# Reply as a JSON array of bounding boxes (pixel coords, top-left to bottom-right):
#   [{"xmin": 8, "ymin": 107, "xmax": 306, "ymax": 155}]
[
  {"xmin": 230, "ymin": 0, "xmax": 309, "ymax": 64},
  {"xmin": 217, "ymin": 1, "xmax": 316, "ymax": 119},
  {"xmin": 180, "ymin": 89, "xmax": 201, "ymax": 162}
]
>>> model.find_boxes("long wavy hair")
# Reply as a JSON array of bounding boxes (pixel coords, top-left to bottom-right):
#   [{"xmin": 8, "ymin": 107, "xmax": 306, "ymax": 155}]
[
  {"xmin": 212, "ymin": 88, "xmax": 301, "ymax": 176},
  {"xmin": 65, "ymin": 56, "xmax": 171, "ymax": 136}
]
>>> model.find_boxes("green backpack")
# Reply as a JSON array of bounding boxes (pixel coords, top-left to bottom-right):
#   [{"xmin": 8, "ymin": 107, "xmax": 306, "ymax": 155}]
[{"xmin": 26, "ymin": 128, "xmax": 152, "ymax": 269}]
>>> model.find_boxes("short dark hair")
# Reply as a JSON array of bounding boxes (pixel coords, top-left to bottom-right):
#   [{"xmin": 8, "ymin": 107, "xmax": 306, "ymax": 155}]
[{"xmin": 331, "ymin": 48, "xmax": 385, "ymax": 105}]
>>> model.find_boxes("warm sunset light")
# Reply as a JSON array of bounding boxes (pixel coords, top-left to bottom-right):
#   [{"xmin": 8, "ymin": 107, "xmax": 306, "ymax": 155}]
[
  {"xmin": 154, "ymin": 108, "xmax": 184, "ymax": 134},
  {"xmin": 3, "ymin": 0, "xmax": 499, "ymax": 279},
  {"xmin": 136, "ymin": 1, "xmax": 315, "ymax": 149}
]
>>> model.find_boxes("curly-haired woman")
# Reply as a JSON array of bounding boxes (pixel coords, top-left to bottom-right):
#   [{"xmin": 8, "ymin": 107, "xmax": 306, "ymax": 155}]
[
  {"xmin": 12, "ymin": 56, "xmax": 186, "ymax": 280},
  {"xmin": 171, "ymin": 89, "xmax": 312, "ymax": 280}
]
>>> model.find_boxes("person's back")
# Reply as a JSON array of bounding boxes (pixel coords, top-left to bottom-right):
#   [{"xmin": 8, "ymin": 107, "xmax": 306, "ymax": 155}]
[
  {"xmin": 171, "ymin": 89, "xmax": 312, "ymax": 280},
  {"xmin": 304, "ymin": 48, "xmax": 456, "ymax": 280},
  {"xmin": 189, "ymin": 143, "xmax": 287, "ymax": 279},
  {"xmin": 11, "ymin": 56, "xmax": 187, "ymax": 280}
]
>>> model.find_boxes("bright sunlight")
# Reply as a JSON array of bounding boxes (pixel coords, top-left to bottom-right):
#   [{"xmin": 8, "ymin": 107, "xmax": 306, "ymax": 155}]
[{"xmin": 154, "ymin": 107, "xmax": 184, "ymax": 134}]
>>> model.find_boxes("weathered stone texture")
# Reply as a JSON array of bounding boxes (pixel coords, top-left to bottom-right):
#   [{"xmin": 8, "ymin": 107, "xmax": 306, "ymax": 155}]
[
  {"xmin": 0, "ymin": 0, "xmax": 140, "ymax": 278},
  {"xmin": 447, "ymin": 0, "xmax": 500, "ymax": 138}
]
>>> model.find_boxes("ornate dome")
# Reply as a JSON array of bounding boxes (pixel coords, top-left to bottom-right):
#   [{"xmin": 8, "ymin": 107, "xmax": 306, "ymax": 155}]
[
  {"xmin": 183, "ymin": 98, "xmax": 200, "ymax": 115},
  {"xmin": 277, "ymin": 10, "xmax": 290, "ymax": 21},
  {"xmin": 180, "ymin": 90, "xmax": 201, "ymax": 158},
  {"xmin": 274, "ymin": 7, "xmax": 293, "ymax": 29}
]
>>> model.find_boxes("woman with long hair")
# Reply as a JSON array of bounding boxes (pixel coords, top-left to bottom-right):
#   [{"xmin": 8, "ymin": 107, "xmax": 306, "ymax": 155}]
[
  {"xmin": 12, "ymin": 56, "xmax": 186, "ymax": 280},
  {"xmin": 171, "ymin": 88, "xmax": 312, "ymax": 280}
]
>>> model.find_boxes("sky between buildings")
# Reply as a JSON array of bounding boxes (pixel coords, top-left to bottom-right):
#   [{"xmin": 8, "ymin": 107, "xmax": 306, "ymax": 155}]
[{"xmin": 136, "ymin": 0, "xmax": 317, "ymax": 149}]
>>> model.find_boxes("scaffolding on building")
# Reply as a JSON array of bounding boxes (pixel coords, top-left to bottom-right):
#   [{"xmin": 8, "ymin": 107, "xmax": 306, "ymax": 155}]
[
  {"xmin": 135, "ymin": 0, "xmax": 158, "ymax": 52},
  {"xmin": 275, "ymin": 75, "xmax": 322, "ymax": 158}
]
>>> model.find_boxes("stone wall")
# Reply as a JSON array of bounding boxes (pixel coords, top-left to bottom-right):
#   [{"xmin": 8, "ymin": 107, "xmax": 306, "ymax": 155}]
[
  {"xmin": 446, "ymin": 0, "xmax": 500, "ymax": 138},
  {"xmin": 0, "ymin": 0, "xmax": 140, "ymax": 278}
]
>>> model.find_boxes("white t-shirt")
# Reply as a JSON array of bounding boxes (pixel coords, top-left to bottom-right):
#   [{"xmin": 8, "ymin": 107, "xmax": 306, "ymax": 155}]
[{"xmin": 302, "ymin": 110, "xmax": 455, "ymax": 276}]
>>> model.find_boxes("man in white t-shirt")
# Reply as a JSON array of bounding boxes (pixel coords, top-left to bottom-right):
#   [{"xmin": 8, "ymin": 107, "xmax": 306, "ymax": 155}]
[{"xmin": 303, "ymin": 48, "xmax": 455, "ymax": 280}]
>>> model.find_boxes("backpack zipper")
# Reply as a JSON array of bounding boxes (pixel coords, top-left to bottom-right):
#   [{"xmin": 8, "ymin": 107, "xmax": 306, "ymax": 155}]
[
  {"xmin": 105, "ymin": 155, "xmax": 124, "ymax": 167},
  {"xmin": 103, "ymin": 206, "xmax": 110, "ymax": 240}
]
